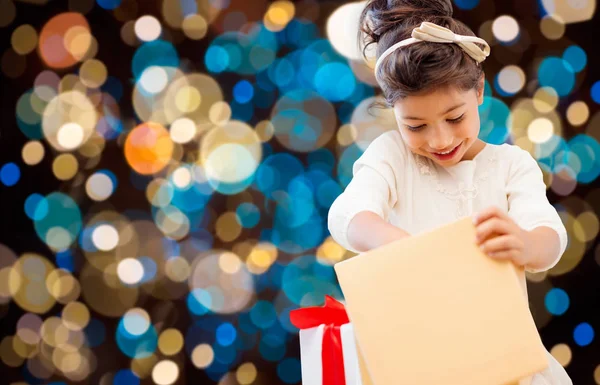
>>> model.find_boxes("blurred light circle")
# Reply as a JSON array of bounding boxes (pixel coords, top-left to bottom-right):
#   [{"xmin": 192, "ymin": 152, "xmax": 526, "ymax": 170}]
[
  {"xmin": 113, "ymin": 369, "xmax": 140, "ymax": 385},
  {"xmin": 9, "ymin": 253, "xmax": 56, "ymax": 314},
  {"xmin": 264, "ymin": 0, "xmax": 295, "ymax": 32},
  {"xmin": 236, "ymin": 362, "xmax": 258, "ymax": 385},
  {"xmin": 158, "ymin": 329, "xmax": 184, "ymax": 356},
  {"xmin": 11, "ymin": 24, "xmax": 38, "ymax": 55},
  {"xmin": 233, "ymin": 80, "xmax": 254, "ymax": 104},
  {"xmin": 170, "ymin": 118, "xmax": 196, "ymax": 144},
  {"xmin": 182, "ymin": 14, "xmax": 208, "ymax": 40},
  {"xmin": 97, "ymin": 0, "xmax": 122, "ymax": 10},
  {"xmin": 152, "ymin": 360, "xmax": 179, "ymax": 385},
  {"xmin": 271, "ymin": 89, "xmax": 336, "ymax": 152},
  {"xmin": 117, "ymin": 313, "xmax": 157, "ymax": 359},
  {"xmin": 62, "ymin": 301, "xmax": 90, "ymax": 331},
  {"xmin": 92, "ymin": 224, "xmax": 119, "ymax": 251},
  {"xmin": 566, "ymin": 101, "xmax": 589, "ymax": 126},
  {"xmin": 1, "ymin": 162, "xmax": 21, "ymax": 186},
  {"xmin": 118, "ymin": 258, "xmax": 144, "ymax": 286},
  {"xmin": 189, "ymin": 251, "xmax": 254, "ymax": 314},
  {"xmin": 454, "ymin": 0, "xmax": 480, "ymax": 10},
  {"xmin": 125, "ymin": 122, "xmax": 174, "ymax": 175},
  {"xmin": 314, "ymin": 62, "xmax": 356, "ymax": 102},
  {"xmin": 496, "ymin": 65, "xmax": 525, "ymax": 95},
  {"xmin": 39, "ymin": 12, "xmax": 91, "ymax": 69},
  {"xmin": 216, "ymin": 322, "xmax": 237, "ymax": 346},
  {"xmin": 205, "ymin": 45, "xmax": 230, "ymax": 73},
  {"xmin": 171, "ymin": 166, "xmax": 192, "ymax": 189},
  {"xmin": 550, "ymin": 343, "xmax": 572, "ymax": 367},
  {"xmin": 135, "ymin": 15, "xmax": 162, "ymax": 42},
  {"xmin": 42, "ymin": 90, "xmax": 98, "ymax": 151},
  {"xmin": 200, "ymin": 121, "xmax": 262, "ymax": 194},
  {"xmin": 132, "ymin": 40, "xmax": 179, "ymax": 81},
  {"xmin": 209, "ymin": 101, "xmax": 232, "ymax": 126},
  {"xmin": 533, "ymin": 87, "xmax": 559, "ymax": 113},
  {"xmin": 33, "ymin": 192, "xmax": 82, "ymax": 251},
  {"xmin": 538, "ymin": 57, "xmax": 575, "ymax": 97},
  {"xmin": 326, "ymin": 1, "xmax": 366, "ymax": 61},
  {"xmin": 79, "ymin": 59, "xmax": 107, "ymax": 88},
  {"xmin": 52, "ymin": 153, "xmax": 78, "ymax": 181},
  {"xmin": 22, "ymin": 140, "xmax": 45, "ymax": 165},
  {"xmin": 590, "ymin": 81, "xmax": 600, "ymax": 104},
  {"xmin": 16, "ymin": 313, "xmax": 43, "ymax": 344},
  {"xmin": 86, "ymin": 170, "xmax": 116, "ymax": 201},
  {"xmin": 528, "ymin": 118, "xmax": 554, "ymax": 144},
  {"xmin": 492, "ymin": 15, "xmax": 520, "ymax": 43},
  {"xmin": 139, "ymin": 66, "xmax": 168, "ymax": 94},
  {"xmin": 563, "ymin": 45, "xmax": 586, "ymax": 73},
  {"xmin": 545, "ymin": 288, "xmax": 570, "ymax": 315},
  {"xmin": 165, "ymin": 256, "xmax": 190, "ymax": 283},
  {"xmin": 154, "ymin": 205, "xmax": 191, "ymax": 240},
  {"xmin": 540, "ymin": 14, "xmax": 565, "ymax": 40},
  {"xmin": 573, "ymin": 322, "xmax": 594, "ymax": 346},
  {"xmin": 191, "ymin": 344, "xmax": 214, "ymax": 369},
  {"xmin": 123, "ymin": 308, "xmax": 151, "ymax": 336},
  {"xmin": 24, "ymin": 193, "xmax": 48, "ymax": 221}
]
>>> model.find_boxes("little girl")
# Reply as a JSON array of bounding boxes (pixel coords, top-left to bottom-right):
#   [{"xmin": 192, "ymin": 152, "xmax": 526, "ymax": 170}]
[{"xmin": 327, "ymin": 0, "xmax": 572, "ymax": 384}]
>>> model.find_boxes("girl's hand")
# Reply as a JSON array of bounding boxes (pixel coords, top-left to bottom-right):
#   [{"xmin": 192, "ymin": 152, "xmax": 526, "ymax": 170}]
[{"xmin": 472, "ymin": 206, "xmax": 533, "ymax": 267}]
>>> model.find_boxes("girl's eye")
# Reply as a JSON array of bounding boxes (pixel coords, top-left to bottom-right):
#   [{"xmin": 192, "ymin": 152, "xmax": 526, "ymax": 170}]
[
  {"xmin": 448, "ymin": 114, "xmax": 465, "ymax": 124},
  {"xmin": 406, "ymin": 124, "xmax": 424, "ymax": 131},
  {"xmin": 405, "ymin": 114, "xmax": 465, "ymax": 131}
]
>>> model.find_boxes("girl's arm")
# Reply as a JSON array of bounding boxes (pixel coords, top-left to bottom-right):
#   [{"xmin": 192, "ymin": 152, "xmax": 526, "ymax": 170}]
[
  {"xmin": 328, "ymin": 132, "xmax": 407, "ymax": 253},
  {"xmin": 347, "ymin": 211, "xmax": 411, "ymax": 252}
]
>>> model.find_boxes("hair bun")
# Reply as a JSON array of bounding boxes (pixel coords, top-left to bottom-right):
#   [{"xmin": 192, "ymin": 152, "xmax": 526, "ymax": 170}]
[{"xmin": 361, "ymin": 0, "xmax": 454, "ymax": 44}]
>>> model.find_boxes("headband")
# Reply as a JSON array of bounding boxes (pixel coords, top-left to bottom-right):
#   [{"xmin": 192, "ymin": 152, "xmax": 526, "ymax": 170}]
[{"xmin": 373, "ymin": 21, "xmax": 491, "ymax": 78}]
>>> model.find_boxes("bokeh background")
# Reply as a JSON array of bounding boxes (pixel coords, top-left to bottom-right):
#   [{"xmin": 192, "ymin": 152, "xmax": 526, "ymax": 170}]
[{"xmin": 0, "ymin": 0, "xmax": 599, "ymax": 384}]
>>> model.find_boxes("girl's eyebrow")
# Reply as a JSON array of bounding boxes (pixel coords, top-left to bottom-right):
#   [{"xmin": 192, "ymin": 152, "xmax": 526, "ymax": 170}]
[{"xmin": 403, "ymin": 102, "xmax": 466, "ymax": 120}]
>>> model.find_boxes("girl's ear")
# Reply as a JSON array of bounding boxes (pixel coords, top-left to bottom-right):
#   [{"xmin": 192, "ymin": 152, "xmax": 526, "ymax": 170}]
[{"xmin": 476, "ymin": 74, "xmax": 485, "ymax": 105}]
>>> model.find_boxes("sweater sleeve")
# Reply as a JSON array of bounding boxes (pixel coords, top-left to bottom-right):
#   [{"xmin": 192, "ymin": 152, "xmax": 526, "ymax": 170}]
[
  {"xmin": 327, "ymin": 132, "xmax": 403, "ymax": 253},
  {"xmin": 505, "ymin": 146, "xmax": 568, "ymax": 273}
]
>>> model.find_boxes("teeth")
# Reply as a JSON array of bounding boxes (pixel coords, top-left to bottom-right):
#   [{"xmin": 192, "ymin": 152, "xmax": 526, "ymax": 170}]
[{"xmin": 437, "ymin": 148, "xmax": 454, "ymax": 155}]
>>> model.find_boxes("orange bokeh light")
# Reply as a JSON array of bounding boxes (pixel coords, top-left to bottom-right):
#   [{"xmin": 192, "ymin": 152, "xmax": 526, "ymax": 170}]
[
  {"xmin": 125, "ymin": 122, "xmax": 174, "ymax": 175},
  {"xmin": 38, "ymin": 12, "xmax": 90, "ymax": 69}
]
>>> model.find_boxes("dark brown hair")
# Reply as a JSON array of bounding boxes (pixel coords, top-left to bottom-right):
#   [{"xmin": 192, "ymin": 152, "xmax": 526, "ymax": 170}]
[{"xmin": 359, "ymin": 0, "xmax": 485, "ymax": 107}]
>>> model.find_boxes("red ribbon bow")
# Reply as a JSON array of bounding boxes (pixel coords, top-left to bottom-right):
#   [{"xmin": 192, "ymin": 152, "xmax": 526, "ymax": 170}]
[{"xmin": 290, "ymin": 296, "xmax": 350, "ymax": 385}]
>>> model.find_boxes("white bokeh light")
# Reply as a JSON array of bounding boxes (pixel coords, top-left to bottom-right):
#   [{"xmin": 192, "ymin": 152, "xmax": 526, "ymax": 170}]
[
  {"xmin": 92, "ymin": 224, "xmax": 119, "ymax": 251},
  {"xmin": 123, "ymin": 308, "xmax": 150, "ymax": 336},
  {"xmin": 492, "ymin": 15, "xmax": 520, "ymax": 43},
  {"xmin": 139, "ymin": 66, "xmax": 168, "ymax": 94},
  {"xmin": 117, "ymin": 258, "xmax": 144, "ymax": 285},
  {"xmin": 326, "ymin": 1, "xmax": 367, "ymax": 61},
  {"xmin": 170, "ymin": 118, "xmax": 197, "ymax": 144},
  {"xmin": 57, "ymin": 122, "xmax": 84, "ymax": 150},
  {"xmin": 135, "ymin": 15, "xmax": 162, "ymax": 42},
  {"xmin": 85, "ymin": 172, "xmax": 114, "ymax": 201}
]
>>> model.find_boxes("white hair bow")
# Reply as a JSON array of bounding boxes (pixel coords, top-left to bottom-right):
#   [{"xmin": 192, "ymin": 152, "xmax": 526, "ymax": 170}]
[{"xmin": 374, "ymin": 21, "xmax": 491, "ymax": 78}]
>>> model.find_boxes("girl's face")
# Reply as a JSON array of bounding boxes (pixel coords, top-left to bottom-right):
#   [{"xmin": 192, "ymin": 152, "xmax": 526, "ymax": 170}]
[{"xmin": 392, "ymin": 78, "xmax": 485, "ymax": 167}]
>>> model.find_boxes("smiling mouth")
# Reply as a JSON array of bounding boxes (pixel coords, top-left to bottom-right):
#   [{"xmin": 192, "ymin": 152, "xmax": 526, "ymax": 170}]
[{"xmin": 430, "ymin": 142, "xmax": 462, "ymax": 160}]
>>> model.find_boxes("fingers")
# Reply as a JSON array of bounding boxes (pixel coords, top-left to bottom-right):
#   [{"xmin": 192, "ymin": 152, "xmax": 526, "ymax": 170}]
[
  {"xmin": 479, "ymin": 234, "xmax": 523, "ymax": 254},
  {"xmin": 475, "ymin": 218, "xmax": 512, "ymax": 244},
  {"xmin": 484, "ymin": 249, "xmax": 518, "ymax": 261}
]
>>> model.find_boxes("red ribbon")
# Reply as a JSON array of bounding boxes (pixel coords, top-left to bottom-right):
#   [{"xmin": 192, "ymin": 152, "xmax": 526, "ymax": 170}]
[{"xmin": 290, "ymin": 296, "xmax": 350, "ymax": 385}]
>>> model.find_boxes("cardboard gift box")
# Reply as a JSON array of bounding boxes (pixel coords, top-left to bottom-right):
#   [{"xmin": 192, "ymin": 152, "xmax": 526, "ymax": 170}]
[
  {"xmin": 290, "ymin": 296, "xmax": 373, "ymax": 385},
  {"xmin": 334, "ymin": 217, "xmax": 548, "ymax": 385}
]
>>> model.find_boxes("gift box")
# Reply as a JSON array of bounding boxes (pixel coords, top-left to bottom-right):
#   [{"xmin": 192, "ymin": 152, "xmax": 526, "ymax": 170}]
[
  {"xmin": 334, "ymin": 217, "xmax": 548, "ymax": 385},
  {"xmin": 290, "ymin": 296, "xmax": 373, "ymax": 385}
]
